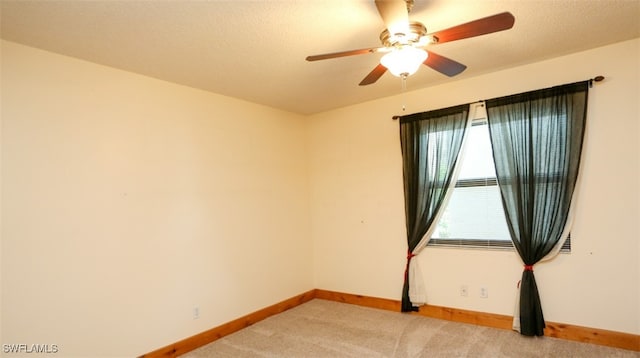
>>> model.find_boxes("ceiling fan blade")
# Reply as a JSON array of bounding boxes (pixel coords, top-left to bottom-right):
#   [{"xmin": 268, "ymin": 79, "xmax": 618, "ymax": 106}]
[
  {"xmin": 429, "ymin": 12, "xmax": 515, "ymax": 44},
  {"xmin": 424, "ymin": 51, "xmax": 467, "ymax": 77},
  {"xmin": 359, "ymin": 64, "xmax": 388, "ymax": 86},
  {"xmin": 375, "ymin": 0, "xmax": 410, "ymax": 36},
  {"xmin": 306, "ymin": 47, "xmax": 385, "ymax": 61}
]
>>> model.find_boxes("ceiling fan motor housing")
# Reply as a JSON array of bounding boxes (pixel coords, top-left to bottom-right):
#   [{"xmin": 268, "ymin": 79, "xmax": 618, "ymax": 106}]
[{"xmin": 380, "ymin": 21, "xmax": 428, "ymax": 47}]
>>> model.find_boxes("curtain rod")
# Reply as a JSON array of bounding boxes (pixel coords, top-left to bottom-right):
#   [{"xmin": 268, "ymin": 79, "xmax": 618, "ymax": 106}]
[{"xmin": 391, "ymin": 75, "xmax": 605, "ymax": 120}]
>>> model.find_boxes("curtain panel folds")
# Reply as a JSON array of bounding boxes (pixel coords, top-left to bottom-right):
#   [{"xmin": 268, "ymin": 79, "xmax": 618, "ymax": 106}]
[
  {"xmin": 485, "ymin": 80, "xmax": 589, "ymax": 336},
  {"xmin": 399, "ymin": 104, "xmax": 469, "ymax": 312}
]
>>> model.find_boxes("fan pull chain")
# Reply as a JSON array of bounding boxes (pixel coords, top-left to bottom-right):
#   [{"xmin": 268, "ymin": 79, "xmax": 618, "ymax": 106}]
[{"xmin": 401, "ymin": 74, "xmax": 408, "ymax": 112}]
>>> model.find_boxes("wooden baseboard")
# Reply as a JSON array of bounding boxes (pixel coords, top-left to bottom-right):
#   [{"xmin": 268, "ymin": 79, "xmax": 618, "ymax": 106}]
[
  {"xmin": 314, "ymin": 289, "xmax": 514, "ymax": 330},
  {"xmin": 140, "ymin": 288, "xmax": 639, "ymax": 356},
  {"xmin": 315, "ymin": 289, "xmax": 640, "ymax": 352},
  {"xmin": 544, "ymin": 321, "xmax": 640, "ymax": 352},
  {"xmin": 138, "ymin": 290, "xmax": 316, "ymax": 358}
]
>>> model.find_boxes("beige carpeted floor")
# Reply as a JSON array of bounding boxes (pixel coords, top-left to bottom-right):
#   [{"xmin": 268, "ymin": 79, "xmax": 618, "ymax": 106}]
[{"xmin": 183, "ymin": 299, "xmax": 639, "ymax": 357}]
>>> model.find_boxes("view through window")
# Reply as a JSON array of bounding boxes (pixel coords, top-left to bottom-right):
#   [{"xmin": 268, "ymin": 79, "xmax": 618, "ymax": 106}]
[{"xmin": 430, "ymin": 116, "xmax": 570, "ymax": 252}]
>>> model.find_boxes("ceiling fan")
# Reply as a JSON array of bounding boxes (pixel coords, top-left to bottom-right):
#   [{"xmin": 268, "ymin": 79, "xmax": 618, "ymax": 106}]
[{"xmin": 306, "ymin": 0, "xmax": 515, "ymax": 86}]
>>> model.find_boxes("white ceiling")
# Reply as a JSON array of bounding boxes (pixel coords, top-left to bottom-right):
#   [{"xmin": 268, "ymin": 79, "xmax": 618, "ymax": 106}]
[{"xmin": 1, "ymin": 0, "xmax": 639, "ymax": 115}]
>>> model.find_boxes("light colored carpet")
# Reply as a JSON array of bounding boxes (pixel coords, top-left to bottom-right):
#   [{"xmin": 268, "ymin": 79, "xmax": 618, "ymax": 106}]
[{"xmin": 183, "ymin": 299, "xmax": 639, "ymax": 357}]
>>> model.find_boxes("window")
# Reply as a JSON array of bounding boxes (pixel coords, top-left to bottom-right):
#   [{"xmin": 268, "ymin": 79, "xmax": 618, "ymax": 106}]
[{"xmin": 429, "ymin": 109, "xmax": 571, "ymax": 252}]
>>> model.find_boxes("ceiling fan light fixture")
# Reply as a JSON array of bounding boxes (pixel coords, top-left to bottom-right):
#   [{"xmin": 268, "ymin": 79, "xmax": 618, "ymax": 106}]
[{"xmin": 380, "ymin": 46, "xmax": 428, "ymax": 77}]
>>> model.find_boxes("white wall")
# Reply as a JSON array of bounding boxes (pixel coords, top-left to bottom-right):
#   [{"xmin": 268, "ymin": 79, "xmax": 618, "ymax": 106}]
[
  {"xmin": 0, "ymin": 38, "xmax": 4, "ymax": 350},
  {"xmin": 1, "ymin": 40, "xmax": 313, "ymax": 357},
  {"xmin": 309, "ymin": 38, "xmax": 640, "ymax": 335}
]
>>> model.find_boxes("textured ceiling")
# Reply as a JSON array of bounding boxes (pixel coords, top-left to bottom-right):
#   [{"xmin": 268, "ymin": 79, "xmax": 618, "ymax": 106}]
[{"xmin": 1, "ymin": 0, "xmax": 639, "ymax": 115}]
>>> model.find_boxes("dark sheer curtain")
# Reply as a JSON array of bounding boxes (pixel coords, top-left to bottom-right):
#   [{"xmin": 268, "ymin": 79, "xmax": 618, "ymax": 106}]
[
  {"xmin": 399, "ymin": 104, "xmax": 469, "ymax": 312},
  {"xmin": 485, "ymin": 81, "xmax": 589, "ymax": 336}
]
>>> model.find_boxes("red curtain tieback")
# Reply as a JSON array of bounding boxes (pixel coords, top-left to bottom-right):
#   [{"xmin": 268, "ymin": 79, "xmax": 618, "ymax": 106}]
[
  {"xmin": 524, "ymin": 265, "xmax": 534, "ymax": 271},
  {"xmin": 404, "ymin": 251, "xmax": 416, "ymax": 279}
]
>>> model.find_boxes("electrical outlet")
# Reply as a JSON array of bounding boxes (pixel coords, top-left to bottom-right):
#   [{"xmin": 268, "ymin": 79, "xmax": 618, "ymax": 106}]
[
  {"xmin": 193, "ymin": 307, "xmax": 200, "ymax": 319},
  {"xmin": 460, "ymin": 285, "xmax": 468, "ymax": 297},
  {"xmin": 480, "ymin": 287, "xmax": 488, "ymax": 298}
]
